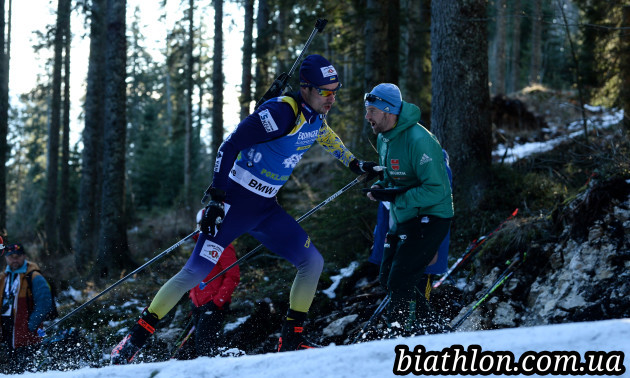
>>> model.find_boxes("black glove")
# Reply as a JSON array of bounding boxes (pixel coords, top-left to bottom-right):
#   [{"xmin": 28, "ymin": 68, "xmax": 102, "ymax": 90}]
[
  {"xmin": 362, "ymin": 187, "xmax": 407, "ymax": 202},
  {"xmin": 200, "ymin": 188, "xmax": 226, "ymax": 236},
  {"xmin": 195, "ymin": 301, "xmax": 221, "ymax": 316},
  {"xmin": 349, "ymin": 159, "xmax": 382, "ymax": 181}
]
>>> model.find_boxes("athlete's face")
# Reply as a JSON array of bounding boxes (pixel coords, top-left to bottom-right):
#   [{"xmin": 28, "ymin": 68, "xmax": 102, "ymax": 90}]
[{"xmin": 301, "ymin": 82, "xmax": 340, "ymax": 115}]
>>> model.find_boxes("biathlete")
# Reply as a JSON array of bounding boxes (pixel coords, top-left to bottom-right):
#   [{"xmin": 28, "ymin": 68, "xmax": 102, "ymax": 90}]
[{"xmin": 111, "ymin": 54, "xmax": 379, "ymax": 364}]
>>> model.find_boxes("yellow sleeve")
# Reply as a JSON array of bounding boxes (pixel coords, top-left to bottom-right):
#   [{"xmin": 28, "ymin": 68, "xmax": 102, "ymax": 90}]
[{"xmin": 316, "ymin": 121, "xmax": 356, "ymax": 167}]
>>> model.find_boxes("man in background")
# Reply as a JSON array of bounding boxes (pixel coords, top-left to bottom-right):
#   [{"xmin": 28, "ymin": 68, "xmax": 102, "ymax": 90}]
[
  {"xmin": 1, "ymin": 241, "xmax": 54, "ymax": 374},
  {"xmin": 188, "ymin": 209, "xmax": 240, "ymax": 357}
]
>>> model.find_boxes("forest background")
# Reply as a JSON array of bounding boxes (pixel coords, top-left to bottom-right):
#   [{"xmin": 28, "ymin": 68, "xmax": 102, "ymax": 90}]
[{"xmin": 0, "ymin": 0, "xmax": 628, "ymax": 293}]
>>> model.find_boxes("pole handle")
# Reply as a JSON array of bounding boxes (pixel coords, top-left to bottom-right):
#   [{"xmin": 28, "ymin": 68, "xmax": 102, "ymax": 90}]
[{"xmin": 315, "ymin": 18, "xmax": 327, "ymax": 32}]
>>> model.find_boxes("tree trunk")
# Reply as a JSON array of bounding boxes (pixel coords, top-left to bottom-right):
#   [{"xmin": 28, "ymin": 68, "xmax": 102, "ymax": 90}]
[
  {"xmin": 184, "ymin": 0, "xmax": 194, "ymax": 205},
  {"xmin": 165, "ymin": 36, "xmax": 173, "ymax": 136},
  {"xmin": 240, "ymin": 0, "xmax": 254, "ymax": 120},
  {"xmin": 362, "ymin": 0, "xmax": 400, "ymax": 145},
  {"xmin": 275, "ymin": 0, "xmax": 289, "ymax": 75},
  {"xmin": 509, "ymin": 0, "xmax": 522, "ymax": 93},
  {"xmin": 401, "ymin": 0, "xmax": 429, "ymax": 114},
  {"xmin": 211, "ymin": 0, "xmax": 223, "ymax": 166},
  {"xmin": 0, "ymin": 0, "xmax": 8, "ymax": 232},
  {"xmin": 621, "ymin": 6, "xmax": 630, "ymax": 132},
  {"xmin": 59, "ymin": 0, "xmax": 72, "ymax": 254},
  {"xmin": 45, "ymin": 0, "xmax": 69, "ymax": 256},
  {"xmin": 364, "ymin": 0, "xmax": 400, "ymax": 89},
  {"xmin": 493, "ymin": 0, "xmax": 506, "ymax": 95},
  {"xmin": 254, "ymin": 0, "xmax": 270, "ymax": 101},
  {"xmin": 558, "ymin": 0, "xmax": 588, "ymax": 140},
  {"xmin": 361, "ymin": 0, "xmax": 378, "ymax": 149},
  {"xmin": 75, "ymin": 0, "xmax": 106, "ymax": 273},
  {"xmin": 431, "ymin": 0, "xmax": 491, "ymax": 208},
  {"xmin": 96, "ymin": 0, "xmax": 133, "ymax": 278},
  {"xmin": 529, "ymin": 0, "xmax": 542, "ymax": 85},
  {"xmin": 385, "ymin": 0, "xmax": 400, "ymax": 84},
  {"xmin": 364, "ymin": 0, "xmax": 376, "ymax": 90}
]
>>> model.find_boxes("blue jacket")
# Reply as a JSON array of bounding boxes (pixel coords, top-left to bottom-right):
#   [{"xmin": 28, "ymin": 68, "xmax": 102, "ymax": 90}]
[{"xmin": 1, "ymin": 261, "xmax": 53, "ymax": 347}]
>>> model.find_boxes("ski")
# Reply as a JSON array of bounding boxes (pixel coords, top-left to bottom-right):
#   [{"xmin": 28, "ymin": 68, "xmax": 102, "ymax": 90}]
[
  {"xmin": 433, "ymin": 208, "xmax": 519, "ymax": 289},
  {"xmin": 450, "ymin": 252, "xmax": 525, "ymax": 330},
  {"xmin": 170, "ymin": 319, "xmax": 196, "ymax": 360}
]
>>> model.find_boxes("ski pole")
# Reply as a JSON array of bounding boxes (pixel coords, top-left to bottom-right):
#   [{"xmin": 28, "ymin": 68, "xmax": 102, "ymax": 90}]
[
  {"xmin": 170, "ymin": 319, "xmax": 196, "ymax": 360},
  {"xmin": 450, "ymin": 254, "xmax": 523, "ymax": 330},
  {"xmin": 433, "ymin": 208, "xmax": 519, "ymax": 289},
  {"xmin": 199, "ymin": 176, "xmax": 362, "ymax": 290},
  {"xmin": 350, "ymin": 293, "xmax": 390, "ymax": 344},
  {"xmin": 40, "ymin": 230, "xmax": 200, "ymax": 336}
]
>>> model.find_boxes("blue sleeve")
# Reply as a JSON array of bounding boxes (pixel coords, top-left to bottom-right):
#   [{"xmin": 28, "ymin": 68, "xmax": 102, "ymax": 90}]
[
  {"xmin": 368, "ymin": 201, "xmax": 390, "ymax": 265},
  {"xmin": 28, "ymin": 275, "xmax": 53, "ymax": 331},
  {"xmin": 443, "ymin": 149, "xmax": 453, "ymax": 188},
  {"xmin": 210, "ymin": 100, "xmax": 297, "ymax": 191}
]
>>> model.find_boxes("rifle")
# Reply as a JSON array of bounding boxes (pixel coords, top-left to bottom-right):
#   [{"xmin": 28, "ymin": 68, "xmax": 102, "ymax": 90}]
[
  {"xmin": 253, "ymin": 18, "xmax": 328, "ymax": 110},
  {"xmin": 202, "ymin": 18, "xmax": 328, "ymax": 204}
]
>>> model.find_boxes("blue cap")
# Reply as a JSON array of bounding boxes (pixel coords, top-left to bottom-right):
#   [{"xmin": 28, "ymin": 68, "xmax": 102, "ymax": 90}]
[
  {"xmin": 4, "ymin": 243, "xmax": 25, "ymax": 256},
  {"xmin": 364, "ymin": 83, "xmax": 402, "ymax": 115},
  {"xmin": 299, "ymin": 54, "xmax": 339, "ymax": 87}
]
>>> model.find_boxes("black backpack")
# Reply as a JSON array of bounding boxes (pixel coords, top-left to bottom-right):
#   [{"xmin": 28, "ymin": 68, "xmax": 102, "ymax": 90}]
[{"xmin": 25, "ymin": 270, "xmax": 59, "ymax": 321}]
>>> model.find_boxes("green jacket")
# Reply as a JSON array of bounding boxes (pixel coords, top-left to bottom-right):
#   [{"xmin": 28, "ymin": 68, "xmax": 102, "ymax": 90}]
[{"xmin": 375, "ymin": 101, "xmax": 454, "ymax": 229}]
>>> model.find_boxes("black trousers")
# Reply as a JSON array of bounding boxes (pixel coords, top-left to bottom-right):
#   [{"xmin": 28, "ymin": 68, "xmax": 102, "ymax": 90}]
[
  {"xmin": 0, "ymin": 343, "xmax": 38, "ymax": 374},
  {"xmin": 193, "ymin": 303, "xmax": 227, "ymax": 357},
  {"xmin": 380, "ymin": 216, "xmax": 451, "ymax": 323}
]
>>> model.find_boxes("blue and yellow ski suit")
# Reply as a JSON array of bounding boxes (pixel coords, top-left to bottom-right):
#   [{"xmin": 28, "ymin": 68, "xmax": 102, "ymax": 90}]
[{"xmin": 149, "ymin": 93, "xmax": 356, "ymax": 318}]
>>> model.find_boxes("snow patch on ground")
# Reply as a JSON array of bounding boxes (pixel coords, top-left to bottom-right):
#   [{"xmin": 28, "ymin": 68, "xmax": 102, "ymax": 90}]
[
  {"xmin": 323, "ymin": 261, "xmax": 359, "ymax": 299},
  {"xmin": 493, "ymin": 107, "xmax": 623, "ymax": 164}
]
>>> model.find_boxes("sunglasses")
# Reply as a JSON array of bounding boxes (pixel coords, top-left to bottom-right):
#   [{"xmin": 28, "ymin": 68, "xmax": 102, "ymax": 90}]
[
  {"xmin": 364, "ymin": 93, "xmax": 397, "ymax": 106},
  {"xmin": 305, "ymin": 83, "xmax": 342, "ymax": 97}
]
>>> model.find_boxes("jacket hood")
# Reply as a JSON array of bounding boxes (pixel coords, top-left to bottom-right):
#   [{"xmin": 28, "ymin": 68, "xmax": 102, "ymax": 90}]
[{"xmin": 382, "ymin": 101, "xmax": 421, "ymax": 139}]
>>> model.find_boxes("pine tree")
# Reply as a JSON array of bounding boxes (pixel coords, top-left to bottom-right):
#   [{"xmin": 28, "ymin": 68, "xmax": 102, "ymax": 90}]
[{"xmin": 431, "ymin": 0, "xmax": 491, "ymax": 208}]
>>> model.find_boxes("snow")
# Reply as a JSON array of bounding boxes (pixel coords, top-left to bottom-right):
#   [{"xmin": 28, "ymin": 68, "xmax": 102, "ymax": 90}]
[
  {"xmin": 64, "ymin": 287, "xmax": 84, "ymax": 303},
  {"xmin": 322, "ymin": 261, "xmax": 359, "ymax": 299},
  {"xmin": 223, "ymin": 315, "xmax": 251, "ymax": 332},
  {"xmin": 493, "ymin": 107, "xmax": 624, "ymax": 164},
  {"xmin": 12, "ymin": 319, "xmax": 629, "ymax": 377},
  {"xmin": 584, "ymin": 104, "xmax": 603, "ymax": 112}
]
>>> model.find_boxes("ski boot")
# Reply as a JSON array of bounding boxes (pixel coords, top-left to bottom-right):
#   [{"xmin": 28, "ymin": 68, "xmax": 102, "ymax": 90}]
[
  {"xmin": 111, "ymin": 308, "xmax": 159, "ymax": 365},
  {"xmin": 277, "ymin": 309, "xmax": 321, "ymax": 352}
]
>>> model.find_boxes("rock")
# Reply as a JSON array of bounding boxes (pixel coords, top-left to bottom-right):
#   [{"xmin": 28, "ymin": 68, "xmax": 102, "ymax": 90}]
[
  {"xmin": 322, "ymin": 314, "xmax": 359, "ymax": 337},
  {"xmin": 493, "ymin": 301, "xmax": 517, "ymax": 327}
]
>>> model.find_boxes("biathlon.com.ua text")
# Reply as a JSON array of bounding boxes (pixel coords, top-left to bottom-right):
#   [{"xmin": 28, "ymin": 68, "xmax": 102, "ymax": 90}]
[{"xmin": 393, "ymin": 344, "xmax": 626, "ymax": 376}]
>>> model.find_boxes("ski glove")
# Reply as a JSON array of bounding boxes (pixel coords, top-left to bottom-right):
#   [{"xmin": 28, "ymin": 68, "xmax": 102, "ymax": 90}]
[
  {"xmin": 349, "ymin": 159, "xmax": 382, "ymax": 181},
  {"xmin": 200, "ymin": 188, "xmax": 226, "ymax": 236},
  {"xmin": 362, "ymin": 187, "xmax": 408, "ymax": 202},
  {"xmin": 195, "ymin": 301, "xmax": 221, "ymax": 315}
]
